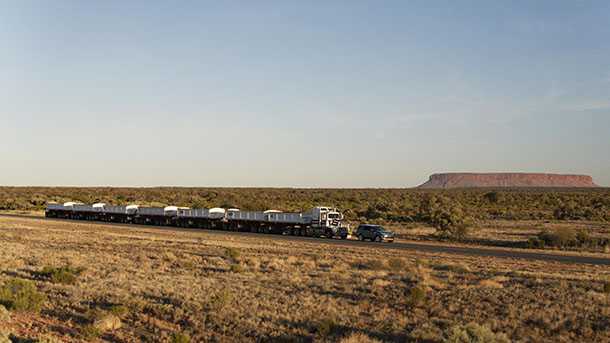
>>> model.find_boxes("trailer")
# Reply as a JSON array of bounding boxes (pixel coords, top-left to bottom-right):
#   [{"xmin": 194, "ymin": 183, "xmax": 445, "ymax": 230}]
[
  {"xmin": 177, "ymin": 208, "xmax": 224, "ymax": 229},
  {"xmin": 45, "ymin": 202, "xmax": 83, "ymax": 219},
  {"xmin": 134, "ymin": 207, "xmax": 173, "ymax": 226},
  {"xmin": 45, "ymin": 203, "xmax": 67, "ymax": 218},
  {"xmin": 72, "ymin": 204, "xmax": 98, "ymax": 220},
  {"xmin": 103, "ymin": 205, "xmax": 128, "ymax": 223},
  {"xmin": 45, "ymin": 202, "xmax": 348, "ymax": 239}
]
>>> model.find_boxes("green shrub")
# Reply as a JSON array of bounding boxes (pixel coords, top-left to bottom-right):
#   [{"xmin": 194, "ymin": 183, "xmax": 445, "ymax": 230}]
[
  {"xmin": 224, "ymin": 248, "xmax": 241, "ymax": 262},
  {"xmin": 538, "ymin": 228, "xmax": 577, "ymax": 248},
  {"xmin": 229, "ymin": 263, "xmax": 244, "ymax": 273},
  {"xmin": 37, "ymin": 266, "xmax": 85, "ymax": 284},
  {"xmin": 419, "ymin": 196, "xmax": 472, "ymax": 239},
  {"xmin": 603, "ymin": 282, "xmax": 610, "ymax": 294},
  {"xmin": 317, "ymin": 317, "xmax": 338, "ymax": 338},
  {"xmin": 108, "ymin": 304, "xmax": 129, "ymax": 318},
  {"xmin": 362, "ymin": 205, "xmax": 382, "ymax": 220},
  {"xmin": 483, "ymin": 192, "xmax": 500, "ymax": 204},
  {"xmin": 0, "ymin": 279, "xmax": 46, "ymax": 313},
  {"xmin": 553, "ymin": 201, "xmax": 597, "ymax": 220},
  {"xmin": 446, "ymin": 322, "xmax": 510, "ymax": 343},
  {"xmin": 407, "ymin": 286, "xmax": 426, "ymax": 307},
  {"xmin": 527, "ymin": 237, "xmax": 545, "ymax": 249},
  {"xmin": 576, "ymin": 230, "xmax": 591, "ymax": 245},
  {"xmin": 432, "ymin": 263, "xmax": 470, "ymax": 274},
  {"xmin": 81, "ymin": 325, "xmax": 102, "ymax": 340},
  {"xmin": 171, "ymin": 332, "xmax": 191, "ymax": 343},
  {"xmin": 410, "ymin": 322, "xmax": 443, "ymax": 341}
]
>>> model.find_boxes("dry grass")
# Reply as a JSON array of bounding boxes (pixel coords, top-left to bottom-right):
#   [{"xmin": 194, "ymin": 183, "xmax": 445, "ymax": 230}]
[
  {"xmin": 386, "ymin": 219, "xmax": 610, "ymax": 253},
  {"xmin": 0, "ymin": 216, "xmax": 609, "ymax": 342}
]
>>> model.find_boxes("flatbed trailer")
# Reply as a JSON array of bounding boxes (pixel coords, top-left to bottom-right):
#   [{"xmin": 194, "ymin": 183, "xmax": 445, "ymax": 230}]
[{"xmin": 45, "ymin": 203, "xmax": 349, "ymax": 239}]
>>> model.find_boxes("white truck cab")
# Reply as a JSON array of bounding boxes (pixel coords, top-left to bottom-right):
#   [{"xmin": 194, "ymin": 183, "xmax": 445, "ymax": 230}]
[{"xmin": 304, "ymin": 206, "xmax": 344, "ymax": 229}]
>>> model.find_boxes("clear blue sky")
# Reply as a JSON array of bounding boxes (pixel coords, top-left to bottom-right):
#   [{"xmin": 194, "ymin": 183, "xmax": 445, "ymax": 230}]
[{"xmin": 1, "ymin": 1, "xmax": 609, "ymax": 187}]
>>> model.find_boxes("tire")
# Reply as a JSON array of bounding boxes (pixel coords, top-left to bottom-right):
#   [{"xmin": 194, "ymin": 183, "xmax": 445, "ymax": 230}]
[
  {"xmin": 358, "ymin": 234, "xmax": 364, "ymax": 241},
  {"xmin": 375, "ymin": 235, "xmax": 382, "ymax": 242}
]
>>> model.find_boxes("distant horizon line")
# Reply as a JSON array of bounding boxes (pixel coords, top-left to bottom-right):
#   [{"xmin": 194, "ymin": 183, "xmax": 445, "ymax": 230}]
[{"xmin": 0, "ymin": 184, "xmax": 607, "ymax": 189}]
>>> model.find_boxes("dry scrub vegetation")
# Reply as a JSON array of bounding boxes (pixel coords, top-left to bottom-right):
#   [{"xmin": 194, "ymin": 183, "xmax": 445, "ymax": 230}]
[
  {"xmin": 1, "ymin": 187, "xmax": 608, "ymax": 223},
  {"xmin": 1, "ymin": 187, "xmax": 609, "ymax": 252},
  {"xmin": 1, "ymin": 216, "xmax": 610, "ymax": 342}
]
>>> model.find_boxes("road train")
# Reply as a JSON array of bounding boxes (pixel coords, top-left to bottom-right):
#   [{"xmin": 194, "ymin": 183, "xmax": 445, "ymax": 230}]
[{"xmin": 45, "ymin": 202, "xmax": 349, "ymax": 239}]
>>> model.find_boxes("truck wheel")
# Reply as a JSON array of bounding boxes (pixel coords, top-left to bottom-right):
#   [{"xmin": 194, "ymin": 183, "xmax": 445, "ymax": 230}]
[
  {"xmin": 375, "ymin": 236, "xmax": 382, "ymax": 242},
  {"xmin": 358, "ymin": 234, "xmax": 364, "ymax": 241}
]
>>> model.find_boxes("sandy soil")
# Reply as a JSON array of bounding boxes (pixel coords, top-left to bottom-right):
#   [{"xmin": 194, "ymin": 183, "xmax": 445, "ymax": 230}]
[{"xmin": 1, "ymin": 216, "xmax": 609, "ymax": 342}]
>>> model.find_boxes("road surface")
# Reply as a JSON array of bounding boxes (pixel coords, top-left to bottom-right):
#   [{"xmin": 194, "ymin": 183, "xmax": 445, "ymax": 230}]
[{"xmin": 2, "ymin": 214, "xmax": 610, "ymax": 266}]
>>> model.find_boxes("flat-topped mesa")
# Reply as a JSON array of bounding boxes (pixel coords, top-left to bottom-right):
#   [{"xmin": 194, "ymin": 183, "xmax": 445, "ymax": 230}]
[{"xmin": 417, "ymin": 173, "xmax": 599, "ymax": 189}]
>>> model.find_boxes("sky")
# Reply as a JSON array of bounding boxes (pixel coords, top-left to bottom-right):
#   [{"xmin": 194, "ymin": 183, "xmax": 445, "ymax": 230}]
[{"xmin": 1, "ymin": 1, "xmax": 609, "ymax": 187}]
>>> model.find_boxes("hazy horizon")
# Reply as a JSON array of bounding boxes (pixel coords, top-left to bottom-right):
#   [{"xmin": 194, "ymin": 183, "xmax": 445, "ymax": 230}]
[
  {"xmin": 2, "ymin": 1, "xmax": 609, "ymax": 188},
  {"xmin": 1, "ymin": 171, "xmax": 606, "ymax": 189}
]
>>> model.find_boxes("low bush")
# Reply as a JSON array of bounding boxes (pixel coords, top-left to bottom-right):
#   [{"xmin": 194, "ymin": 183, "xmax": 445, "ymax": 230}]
[
  {"xmin": 418, "ymin": 195, "xmax": 473, "ymax": 240},
  {"xmin": 171, "ymin": 332, "xmax": 191, "ymax": 343},
  {"xmin": 340, "ymin": 332, "xmax": 381, "ymax": 343},
  {"xmin": 81, "ymin": 325, "xmax": 102, "ymax": 340},
  {"xmin": 37, "ymin": 266, "xmax": 85, "ymax": 284},
  {"xmin": 317, "ymin": 317, "xmax": 339, "ymax": 338},
  {"xmin": 528, "ymin": 226, "xmax": 610, "ymax": 250},
  {"xmin": 576, "ymin": 230, "xmax": 591, "ymax": 244},
  {"xmin": 527, "ymin": 237, "xmax": 545, "ymax": 249},
  {"xmin": 432, "ymin": 262, "xmax": 470, "ymax": 274},
  {"xmin": 554, "ymin": 201, "xmax": 583, "ymax": 220},
  {"xmin": 225, "ymin": 248, "xmax": 241, "ymax": 262},
  {"xmin": 603, "ymin": 282, "xmax": 610, "ymax": 294},
  {"xmin": 410, "ymin": 322, "xmax": 443, "ymax": 341},
  {"xmin": 229, "ymin": 263, "xmax": 244, "ymax": 273},
  {"xmin": 536, "ymin": 228, "xmax": 605, "ymax": 249},
  {"xmin": 446, "ymin": 322, "xmax": 510, "ymax": 343},
  {"xmin": 538, "ymin": 228, "xmax": 577, "ymax": 248},
  {"xmin": 483, "ymin": 191, "xmax": 500, "ymax": 204},
  {"xmin": 407, "ymin": 286, "xmax": 426, "ymax": 307},
  {"xmin": 108, "ymin": 304, "xmax": 129, "ymax": 318},
  {"xmin": 0, "ymin": 279, "xmax": 46, "ymax": 313},
  {"xmin": 553, "ymin": 200, "xmax": 609, "ymax": 221}
]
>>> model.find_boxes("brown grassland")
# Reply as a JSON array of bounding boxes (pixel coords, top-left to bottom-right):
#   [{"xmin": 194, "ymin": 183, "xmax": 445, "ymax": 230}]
[{"xmin": 1, "ymin": 216, "xmax": 610, "ymax": 342}]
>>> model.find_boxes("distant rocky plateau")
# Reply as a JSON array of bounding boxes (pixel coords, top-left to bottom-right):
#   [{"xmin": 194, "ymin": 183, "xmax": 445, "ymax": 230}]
[{"xmin": 417, "ymin": 173, "xmax": 599, "ymax": 189}]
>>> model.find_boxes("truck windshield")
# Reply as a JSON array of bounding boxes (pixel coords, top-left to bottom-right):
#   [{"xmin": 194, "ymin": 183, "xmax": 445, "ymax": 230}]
[{"xmin": 328, "ymin": 213, "xmax": 341, "ymax": 219}]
